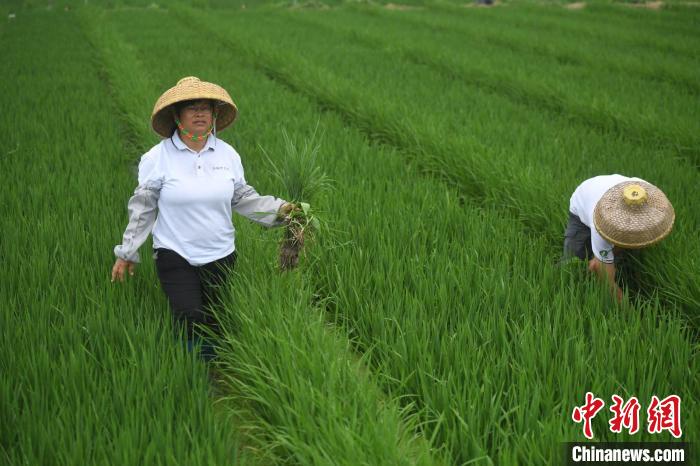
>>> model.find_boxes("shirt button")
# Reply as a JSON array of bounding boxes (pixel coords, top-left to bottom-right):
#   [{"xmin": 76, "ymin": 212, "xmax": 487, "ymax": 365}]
[{"xmin": 198, "ymin": 165, "xmax": 202, "ymax": 169}]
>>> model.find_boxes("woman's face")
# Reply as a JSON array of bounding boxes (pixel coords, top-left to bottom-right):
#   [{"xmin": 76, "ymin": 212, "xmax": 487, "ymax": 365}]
[{"xmin": 178, "ymin": 99, "xmax": 214, "ymax": 135}]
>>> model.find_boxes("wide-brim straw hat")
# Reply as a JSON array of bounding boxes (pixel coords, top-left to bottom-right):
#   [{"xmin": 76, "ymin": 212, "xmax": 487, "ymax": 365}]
[
  {"xmin": 151, "ymin": 76, "xmax": 238, "ymax": 138},
  {"xmin": 593, "ymin": 180, "xmax": 675, "ymax": 249}
]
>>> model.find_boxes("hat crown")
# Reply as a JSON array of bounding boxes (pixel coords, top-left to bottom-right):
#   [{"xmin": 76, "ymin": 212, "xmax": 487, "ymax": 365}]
[
  {"xmin": 177, "ymin": 76, "xmax": 200, "ymax": 86},
  {"xmin": 623, "ymin": 184, "xmax": 648, "ymax": 206},
  {"xmin": 593, "ymin": 180, "xmax": 674, "ymax": 249}
]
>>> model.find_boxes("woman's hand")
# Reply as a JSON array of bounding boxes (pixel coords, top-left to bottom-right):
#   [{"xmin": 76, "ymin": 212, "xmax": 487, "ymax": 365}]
[
  {"xmin": 111, "ymin": 258, "xmax": 136, "ymax": 282},
  {"xmin": 277, "ymin": 202, "xmax": 301, "ymax": 220}
]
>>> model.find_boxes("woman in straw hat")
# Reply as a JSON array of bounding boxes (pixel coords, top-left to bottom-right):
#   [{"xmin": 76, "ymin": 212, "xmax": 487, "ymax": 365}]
[
  {"xmin": 564, "ymin": 174, "xmax": 674, "ymax": 302},
  {"xmin": 110, "ymin": 77, "xmax": 297, "ymax": 360}
]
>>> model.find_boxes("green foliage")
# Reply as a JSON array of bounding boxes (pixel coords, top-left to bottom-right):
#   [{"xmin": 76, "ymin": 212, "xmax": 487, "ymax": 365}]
[
  {"xmin": 186, "ymin": 2, "xmax": 700, "ymax": 316},
  {"xmin": 262, "ymin": 123, "xmax": 331, "ymax": 204},
  {"xmin": 0, "ymin": 11, "xmax": 249, "ymax": 466},
  {"xmin": 4, "ymin": 3, "xmax": 699, "ymax": 466}
]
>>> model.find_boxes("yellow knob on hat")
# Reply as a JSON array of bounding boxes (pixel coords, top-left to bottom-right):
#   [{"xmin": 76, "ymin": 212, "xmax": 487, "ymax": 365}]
[{"xmin": 623, "ymin": 184, "xmax": 648, "ymax": 206}]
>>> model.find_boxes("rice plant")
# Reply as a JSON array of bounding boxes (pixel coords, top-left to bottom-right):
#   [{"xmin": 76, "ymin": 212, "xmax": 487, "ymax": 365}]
[{"xmin": 261, "ymin": 124, "xmax": 331, "ymax": 270}]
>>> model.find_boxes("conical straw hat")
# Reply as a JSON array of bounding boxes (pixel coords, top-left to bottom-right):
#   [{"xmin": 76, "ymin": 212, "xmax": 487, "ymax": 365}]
[
  {"xmin": 593, "ymin": 181, "xmax": 675, "ymax": 249},
  {"xmin": 151, "ymin": 76, "xmax": 238, "ymax": 138}
]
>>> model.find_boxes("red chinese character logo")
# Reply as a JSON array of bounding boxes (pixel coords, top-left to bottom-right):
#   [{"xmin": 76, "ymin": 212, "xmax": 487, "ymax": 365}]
[
  {"xmin": 647, "ymin": 395, "xmax": 682, "ymax": 438},
  {"xmin": 572, "ymin": 392, "xmax": 605, "ymax": 439},
  {"xmin": 609, "ymin": 395, "xmax": 640, "ymax": 435}
]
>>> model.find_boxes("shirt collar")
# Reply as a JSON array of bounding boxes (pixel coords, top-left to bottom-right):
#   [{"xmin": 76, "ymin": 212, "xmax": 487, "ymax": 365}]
[{"xmin": 171, "ymin": 129, "xmax": 217, "ymax": 153}]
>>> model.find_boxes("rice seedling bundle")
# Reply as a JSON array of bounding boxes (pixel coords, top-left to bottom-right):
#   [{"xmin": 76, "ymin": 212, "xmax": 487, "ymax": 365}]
[{"xmin": 261, "ymin": 126, "xmax": 330, "ymax": 271}]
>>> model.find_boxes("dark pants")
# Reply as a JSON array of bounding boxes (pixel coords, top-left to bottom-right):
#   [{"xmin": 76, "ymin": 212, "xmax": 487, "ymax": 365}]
[
  {"xmin": 563, "ymin": 212, "xmax": 593, "ymax": 262},
  {"xmin": 154, "ymin": 248, "xmax": 237, "ymax": 339}
]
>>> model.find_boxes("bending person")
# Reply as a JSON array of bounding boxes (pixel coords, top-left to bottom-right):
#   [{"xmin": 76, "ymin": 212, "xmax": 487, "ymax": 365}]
[{"xmin": 564, "ymin": 174, "xmax": 674, "ymax": 302}]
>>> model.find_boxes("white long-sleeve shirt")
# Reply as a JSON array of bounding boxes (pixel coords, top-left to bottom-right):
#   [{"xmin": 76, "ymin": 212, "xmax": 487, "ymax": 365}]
[{"xmin": 114, "ymin": 131, "xmax": 286, "ymax": 266}]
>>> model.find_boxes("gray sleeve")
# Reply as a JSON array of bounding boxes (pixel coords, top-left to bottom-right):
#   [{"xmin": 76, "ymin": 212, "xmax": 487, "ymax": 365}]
[
  {"xmin": 232, "ymin": 183, "xmax": 286, "ymax": 228},
  {"xmin": 113, "ymin": 185, "xmax": 160, "ymax": 263}
]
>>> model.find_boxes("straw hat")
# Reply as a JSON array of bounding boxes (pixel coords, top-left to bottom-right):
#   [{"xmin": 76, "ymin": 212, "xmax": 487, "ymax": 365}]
[
  {"xmin": 151, "ymin": 76, "xmax": 238, "ymax": 138},
  {"xmin": 593, "ymin": 181, "xmax": 675, "ymax": 249}
]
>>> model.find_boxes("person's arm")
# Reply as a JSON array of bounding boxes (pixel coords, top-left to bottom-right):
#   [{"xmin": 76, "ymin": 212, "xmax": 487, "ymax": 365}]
[
  {"xmin": 112, "ymin": 153, "xmax": 162, "ymax": 282},
  {"xmin": 113, "ymin": 185, "xmax": 160, "ymax": 263},
  {"xmin": 588, "ymin": 228, "xmax": 623, "ymax": 302},
  {"xmin": 232, "ymin": 182, "xmax": 288, "ymax": 228},
  {"xmin": 588, "ymin": 258, "xmax": 623, "ymax": 303}
]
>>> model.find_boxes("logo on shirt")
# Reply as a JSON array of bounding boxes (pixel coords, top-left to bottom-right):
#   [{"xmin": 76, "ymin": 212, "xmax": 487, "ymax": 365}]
[
  {"xmin": 600, "ymin": 250, "xmax": 610, "ymax": 258},
  {"xmin": 212, "ymin": 166, "xmax": 230, "ymax": 171}
]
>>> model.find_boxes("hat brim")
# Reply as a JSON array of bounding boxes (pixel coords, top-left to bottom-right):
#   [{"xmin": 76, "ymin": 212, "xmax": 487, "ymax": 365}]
[{"xmin": 152, "ymin": 100, "xmax": 237, "ymax": 138}]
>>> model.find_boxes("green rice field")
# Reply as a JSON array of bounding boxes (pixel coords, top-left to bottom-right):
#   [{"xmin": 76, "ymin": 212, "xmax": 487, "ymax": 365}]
[{"xmin": 2, "ymin": 0, "xmax": 698, "ymax": 464}]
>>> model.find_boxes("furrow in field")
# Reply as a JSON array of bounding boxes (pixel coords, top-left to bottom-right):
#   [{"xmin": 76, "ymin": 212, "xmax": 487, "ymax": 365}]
[
  {"xmin": 267, "ymin": 8, "xmax": 700, "ymax": 211},
  {"xmin": 429, "ymin": 1, "xmax": 700, "ymax": 58},
  {"xmin": 353, "ymin": 4, "xmax": 700, "ymax": 97},
  {"xmin": 284, "ymin": 7, "xmax": 700, "ymax": 166}
]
